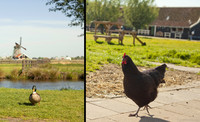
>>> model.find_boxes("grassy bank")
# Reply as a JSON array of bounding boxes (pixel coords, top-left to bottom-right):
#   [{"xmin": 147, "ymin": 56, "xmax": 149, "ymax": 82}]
[
  {"xmin": 86, "ymin": 32, "xmax": 200, "ymax": 72},
  {"xmin": 0, "ymin": 63, "xmax": 84, "ymax": 80},
  {"xmin": 0, "ymin": 88, "xmax": 84, "ymax": 121}
]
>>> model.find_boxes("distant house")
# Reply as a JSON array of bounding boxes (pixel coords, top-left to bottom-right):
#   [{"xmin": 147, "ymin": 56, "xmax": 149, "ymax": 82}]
[
  {"xmin": 65, "ymin": 57, "xmax": 71, "ymax": 60},
  {"xmin": 149, "ymin": 7, "xmax": 200, "ymax": 40}
]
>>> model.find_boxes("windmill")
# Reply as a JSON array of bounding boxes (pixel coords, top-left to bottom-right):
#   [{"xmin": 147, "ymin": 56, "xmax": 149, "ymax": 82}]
[{"xmin": 12, "ymin": 37, "xmax": 28, "ymax": 59}]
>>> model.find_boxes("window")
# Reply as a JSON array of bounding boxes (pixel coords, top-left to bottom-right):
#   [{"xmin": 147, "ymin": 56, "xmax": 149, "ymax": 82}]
[
  {"xmin": 171, "ymin": 27, "xmax": 183, "ymax": 33},
  {"xmin": 177, "ymin": 28, "xmax": 183, "ymax": 32},
  {"xmin": 171, "ymin": 28, "xmax": 176, "ymax": 32}
]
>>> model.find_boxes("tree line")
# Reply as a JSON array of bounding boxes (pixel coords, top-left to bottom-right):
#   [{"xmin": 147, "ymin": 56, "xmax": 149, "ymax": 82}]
[
  {"xmin": 86, "ymin": 0, "xmax": 159, "ymax": 30},
  {"xmin": 46, "ymin": 0, "xmax": 158, "ymax": 31}
]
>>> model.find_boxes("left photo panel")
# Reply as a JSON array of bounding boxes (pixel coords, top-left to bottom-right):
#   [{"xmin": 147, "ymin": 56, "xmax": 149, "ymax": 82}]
[{"xmin": 0, "ymin": 0, "xmax": 84, "ymax": 121}]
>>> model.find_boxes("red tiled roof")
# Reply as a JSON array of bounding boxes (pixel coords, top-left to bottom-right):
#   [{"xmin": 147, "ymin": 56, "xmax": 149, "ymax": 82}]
[{"xmin": 150, "ymin": 7, "xmax": 200, "ymax": 28}]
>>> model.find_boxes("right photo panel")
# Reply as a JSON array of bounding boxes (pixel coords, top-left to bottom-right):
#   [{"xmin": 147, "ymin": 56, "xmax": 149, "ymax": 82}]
[{"xmin": 86, "ymin": 0, "xmax": 200, "ymax": 121}]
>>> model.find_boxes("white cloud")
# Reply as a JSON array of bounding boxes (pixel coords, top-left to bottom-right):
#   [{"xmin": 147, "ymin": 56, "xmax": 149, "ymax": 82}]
[
  {"xmin": 24, "ymin": 20, "xmax": 70, "ymax": 25},
  {"xmin": 0, "ymin": 18, "xmax": 13, "ymax": 23}
]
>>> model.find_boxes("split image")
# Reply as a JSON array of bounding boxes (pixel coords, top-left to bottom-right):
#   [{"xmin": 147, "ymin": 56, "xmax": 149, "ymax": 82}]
[{"xmin": 0, "ymin": 0, "xmax": 200, "ymax": 122}]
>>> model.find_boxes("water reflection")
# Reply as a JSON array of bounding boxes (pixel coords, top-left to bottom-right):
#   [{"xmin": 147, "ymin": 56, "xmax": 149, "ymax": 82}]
[{"xmin": 0, "ymin": 80, "xmax": 84, "ymax": 90}]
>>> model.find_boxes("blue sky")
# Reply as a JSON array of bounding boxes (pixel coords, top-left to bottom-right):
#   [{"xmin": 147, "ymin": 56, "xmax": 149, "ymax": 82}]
[
  {"xmin": 155, "ymin": 0, "xmax": 200, "ymax": 7},
  {"xmin": 0, "ymin": 0, "xmax": 83, "ymax": 58}
]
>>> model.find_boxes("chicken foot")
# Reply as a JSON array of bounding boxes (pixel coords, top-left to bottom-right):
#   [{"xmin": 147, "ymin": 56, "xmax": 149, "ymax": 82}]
[
  {"xmin": 129, "ymin": 107, "xmax": 141, "ymax": 117},
  {"xmin": 143, "ymin": 105, "xmax": 152, "ymax": 115}
]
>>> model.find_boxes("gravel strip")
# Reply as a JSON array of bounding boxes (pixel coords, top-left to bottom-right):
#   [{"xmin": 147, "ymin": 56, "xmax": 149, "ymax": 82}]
[{"xmin": 86, "ymin": 64, "xmax": 200, "ymax": 98}]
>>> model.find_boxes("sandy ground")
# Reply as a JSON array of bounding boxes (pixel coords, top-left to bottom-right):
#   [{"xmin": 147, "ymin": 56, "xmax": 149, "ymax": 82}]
[{"xmin": 86, "ymin": 64, "xmax": 200, "ymax": 98}]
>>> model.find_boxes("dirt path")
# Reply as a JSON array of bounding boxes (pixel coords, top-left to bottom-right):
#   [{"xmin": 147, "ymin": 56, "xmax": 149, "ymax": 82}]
[{"xmin": 86, "ymin": 64, "xmax": 200, "ymax": 98}]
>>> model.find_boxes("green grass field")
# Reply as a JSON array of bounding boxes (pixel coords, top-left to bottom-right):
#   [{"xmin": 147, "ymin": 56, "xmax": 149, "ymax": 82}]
[
  {"xmin": 86, "ymin": 32, "xmax": 200, "ymax": 72},
  {"xmin": 0, "ymin": 88, "xmax": 84, "ymax": 121},
  {"xmin": 0, "ymin": 64, "xmax": 21, "ymax": 75},
  {"xmin": 52, "ymin": 63, "xmax": 84, "ymax": 74}
]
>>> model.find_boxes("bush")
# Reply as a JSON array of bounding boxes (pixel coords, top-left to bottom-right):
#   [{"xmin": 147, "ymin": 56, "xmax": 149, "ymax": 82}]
[
  {"xmin": 175, "ymin": 52, "xmax": 191, "ymax": 60},
  {"xmin": 27, "ymin": 67, "xmax": 60, "ymax": 80},
  {"xmin": 66, "ymin": 73, "xmax": 73, "ymax": 79},
  {"xmin": 49, "ymin": 68, "xmax": 60, "ymax": 79},
  {"xmin": 164, "ymin": 49, "xmax": 177, "ymax": 57},
  {"xmin": 6, "ymin": 69, "xmax": 20, "ymax": 80},
  {"xmin": 191, "ymin": 54, "xmax": 200, "ymax": 65},
  {"xmin": 78, "ymin": 73, "xmax": 84, "ymax": 80}
]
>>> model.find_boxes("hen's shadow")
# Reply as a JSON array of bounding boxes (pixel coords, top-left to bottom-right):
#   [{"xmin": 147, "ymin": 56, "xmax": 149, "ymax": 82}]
[
  {"xmin": 139, "ymin": 116, "xmax": 169, "ymax": 122},
  {"xmin": 18, "ymin": 102, "xmax": 33, "ymax": 106}
]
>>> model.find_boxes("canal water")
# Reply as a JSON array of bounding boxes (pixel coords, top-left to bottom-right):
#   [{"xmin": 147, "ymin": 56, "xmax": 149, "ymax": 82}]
[{"xmin": 0, "ymin": 80, "xmax": 84, "ymax": 90}]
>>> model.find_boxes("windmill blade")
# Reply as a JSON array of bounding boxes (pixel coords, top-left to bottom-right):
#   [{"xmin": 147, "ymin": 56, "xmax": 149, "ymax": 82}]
[
  {"xmin": 20, "ymin": 37, "xmax": 22, "ymax": 45},
  {"xmin": 21, "ymin": 45, "xmax": 26, "ymax": 50}
]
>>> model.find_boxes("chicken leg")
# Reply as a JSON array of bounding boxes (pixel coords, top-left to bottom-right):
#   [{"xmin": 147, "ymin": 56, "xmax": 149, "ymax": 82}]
[
  {"xmin": 143, "ymin": 105, "xmax": 152, "ymax": 114},
  {"xmin": 129, "ymin": 107, "xmax": 141, "ymax": 117}
]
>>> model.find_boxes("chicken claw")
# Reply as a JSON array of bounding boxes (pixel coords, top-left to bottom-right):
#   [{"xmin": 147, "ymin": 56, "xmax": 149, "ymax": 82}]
[
  {"xmin": 129, "ymin": 107, "xmax": 140, "ymax": 117},
  {"xmin": 143, "ymin": 105, "xmax": 152, "ymax": 114}
]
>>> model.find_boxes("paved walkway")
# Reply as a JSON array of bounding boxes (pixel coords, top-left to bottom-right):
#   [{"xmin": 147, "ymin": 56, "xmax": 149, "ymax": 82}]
[
  {"xmin": 86, "ymin": 81, "xmax": 200, "ymax": 122},
  {"xmin": 86, "ymin": 63, "xmax": 200, "ymax": 121},
  {"xmin": 149, "ymin": 62, "xmax": 200, "ymax": 73}
]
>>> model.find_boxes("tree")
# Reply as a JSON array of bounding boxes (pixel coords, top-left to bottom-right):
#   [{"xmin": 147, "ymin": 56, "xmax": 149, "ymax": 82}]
[
  {"xmin": 86, "ymin": 0, "xmax": 122, "ymax": 32},
  {"xmin": 46, "ymin": 0, "xmax": 84, "ymax": 28},
  {"xmin": 123, "ymin": 0, "xmax": 159, "ymax": 30}
]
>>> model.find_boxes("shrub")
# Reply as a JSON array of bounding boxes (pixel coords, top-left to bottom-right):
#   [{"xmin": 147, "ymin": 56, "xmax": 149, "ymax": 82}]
[
  {"xmin": 191, "ymin": 54, "xmax": 200, "ymax": 65},
  {"xmin": 27, "ymin": 68, "xmax": 42, "ymax": 80},
  {"xmin": 27, "ymin": 67, "xmax": 60, "ymax": 80},
  {"xmin": 78, "ymin": 73, "xmax": 84, "ymax": 80},
  {"xmin": 7, "ymin": 69, "xmax": 20, "ymax": 80},
  {"xmin": 175, "ymin": 52, "xmax": 191, "ymax": 60},
  {"xmin": 66, "ymin": 73, "xmax": 73, "ymax": 79},
  {"xmin": 164, "ymin": 49, "xmax": 177, "ymax": 57}
]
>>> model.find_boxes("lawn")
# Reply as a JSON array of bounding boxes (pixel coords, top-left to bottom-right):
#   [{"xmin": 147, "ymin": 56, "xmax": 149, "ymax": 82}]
[
  {"xmin": 52, "ymin": 63, "xmax": 84, "ymax": 74},
  {"xmin": 0, "ymin": 64, "xmax": 21, "ymax": 75},
  {"xmin": 86, "ymin": 32, "xmax": 200, "ymax": 72},
  {"xmin": 0, "ymin": 88, "xmax": 84, "ymax": 121}
]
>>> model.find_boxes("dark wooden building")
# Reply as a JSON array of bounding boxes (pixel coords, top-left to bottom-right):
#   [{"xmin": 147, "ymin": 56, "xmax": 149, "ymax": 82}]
[{"xmin": 149, "ymin": 7, "xmax": 200, "ymax": 40}]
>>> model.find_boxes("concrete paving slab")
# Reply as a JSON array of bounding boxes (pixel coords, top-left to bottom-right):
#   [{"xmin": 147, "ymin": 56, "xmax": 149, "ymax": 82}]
[
  {"xmin": 107, "ymin": 107, "xmax": 189, "ymax": 122},
  {"xmin": 108, "ymin": 112, "xmax": 142, "ymax": 122},
  {"xmin": 178, "ymin": 100, "xmax": 200, "ymax": 110},
  {"xmin": 87, "ymin": 117, "xmax": 116, "ymax": 122},
  {"xmin": 91, "ymin": 99, "xmax": 138, "ymax": 113},
  {"xmin": 113, "ymin": 97, "xmax": 135, "ymax": 105},
  {"xmin": 158, "ymin": 103, "xmax": 200, "ymax": 118},
  {"xmin": 86, "ymin": 103, "xmax": 118, "ymax": 120},
  {"xmin": 149, "ymin": 108, "xmax": 197, "ymax": 122},
  {"xmin": 169, "ymin": 90, "xmax": 200, "ymax": 101},
  {"xmin": 155, "ymin": 92, "xmax": 181, "ymax": 104},
  {"xmin": 86, "ymin": 98, "xmax": 105, "ymax": 102},
  {"xmin": 108, "ymin": 107, "xmax": 195, "ymax": 122},
  {"xmin": 189, "ymin": 87, "xmax": 200, "ymax": 94},
  {"xmin": 149, "ymin": 101, "xmax": 165, "ymax": 108}
]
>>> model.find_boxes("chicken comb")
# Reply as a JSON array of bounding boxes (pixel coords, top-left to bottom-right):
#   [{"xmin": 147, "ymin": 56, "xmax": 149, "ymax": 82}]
[{"xmin": 123, "ymin": 53, "xmax": 126, "ymax": 58}]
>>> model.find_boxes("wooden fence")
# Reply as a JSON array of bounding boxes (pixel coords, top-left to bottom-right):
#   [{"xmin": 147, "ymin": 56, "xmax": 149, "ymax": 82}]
[{"xmin": 22, "ymin": 59, "xmax": 50, "ymax": 72}]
